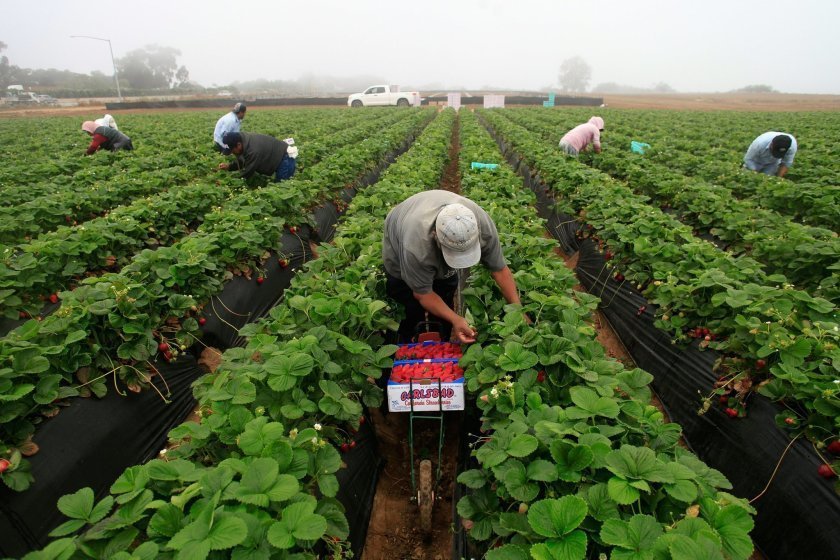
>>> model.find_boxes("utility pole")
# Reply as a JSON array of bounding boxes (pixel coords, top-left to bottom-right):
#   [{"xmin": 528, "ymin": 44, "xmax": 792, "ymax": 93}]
[{"xmin": 70, "ymin": 35, "xmax": 122, "ymax": 101}]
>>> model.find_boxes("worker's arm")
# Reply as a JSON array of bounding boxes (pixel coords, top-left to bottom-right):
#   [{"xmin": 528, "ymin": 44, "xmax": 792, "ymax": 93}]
[
  {"xmin": 85, "ymin": 134, "xmax": 107, "ymax": 156},
  {"xmin": 414, "ymin": 291, "xmax": 476, "ymax": 344},
  {"xmin": 777, "ymin": 165, "xmax": 789, "ymax": 178},
  {"xmin": 592, "ymin": 129, "xmax": 602, "ymax": 154},
  {"xmin": 490, "ymin": 266, "xmax": 521, "ymax": 305}
]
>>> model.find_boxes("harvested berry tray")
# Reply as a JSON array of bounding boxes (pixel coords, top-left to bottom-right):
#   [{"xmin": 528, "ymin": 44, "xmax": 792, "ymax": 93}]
[
  {"xmin": 394, "ymin": 341, "xmax": 463, "ymax": 361},
  {"xmin": 387, "ymin": 358, "xmax": 465, "ymax": 412}
]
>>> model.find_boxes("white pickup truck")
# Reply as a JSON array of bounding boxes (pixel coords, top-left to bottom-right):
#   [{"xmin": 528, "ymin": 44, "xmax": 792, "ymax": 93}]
[{"xmin": 348, "ymin": 85, "xmax": 421, "ymax": 107}]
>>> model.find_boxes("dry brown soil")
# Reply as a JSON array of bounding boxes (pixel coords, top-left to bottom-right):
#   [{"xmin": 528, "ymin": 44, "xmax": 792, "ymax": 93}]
[{"xmin": 600, "ymin": 92, "xmax": 840, "ymax": 112}]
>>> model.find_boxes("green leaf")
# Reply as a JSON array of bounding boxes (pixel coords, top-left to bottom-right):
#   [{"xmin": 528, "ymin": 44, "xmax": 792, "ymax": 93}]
[
  {"xmin": 529, "ymin": 530, "xmax": 588, "ymax": 560},
  {"xmin": 600, "ymin": 515, "xmax": 662, "ymax": 555},
  {"xmin": 57, "ymin": 487, "xmax": 94, "ymax": 520},
  {"xmin": 267, "ymin": 501, "xmax": 327, "ymax": 548},
  {"xmin": 497, "ymin": 341, "xmax": 539, "ymax": 372},
  {"xmin": 607, "ymin": 477, "xmax": 641, "ymax": 505},
  {"xmin": 711, "ymin": 505, "xmax": 754, "ymax": 560},
  {"xmin": 485, "ymin": 543, "xmax": 530, "ymax": 560},
  {"xmin": 457, "ymin": 469, "xmax": 489, "ymax": 489},
  {"xmin": 507, "ymin": 434, "xmax": 538, "ymax": 458},
  {"xmin": 550, "ymin": 441, "xmax": 594, "ymax": 482},
  {"xmin": 567, "ymin": 387, "xmax": 620, "ymax": 419},
  {"xmin": 527, "ymin": 496, "xmax": 587, "ymax": 538},
  {"xmin": 206, "ymin": 516, "xmax": 248, "ymax": 550}
]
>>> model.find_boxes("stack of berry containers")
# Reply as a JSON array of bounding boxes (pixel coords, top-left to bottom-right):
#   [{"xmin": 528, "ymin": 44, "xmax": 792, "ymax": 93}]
[{"xmin": 387, "ymin": 341, "xmax": 466, "ymax": 412}]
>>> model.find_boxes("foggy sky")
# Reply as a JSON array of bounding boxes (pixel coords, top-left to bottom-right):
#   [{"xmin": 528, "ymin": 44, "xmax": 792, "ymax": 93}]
[{"xmin": 4, "ymin": 0, "xmax": 840, "ymax": 94}]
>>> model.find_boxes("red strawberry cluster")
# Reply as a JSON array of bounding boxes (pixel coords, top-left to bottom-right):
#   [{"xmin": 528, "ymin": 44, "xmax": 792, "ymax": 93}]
[
  {"xmin": 391, "ymin": 361, "xmax": 463, "ymax": 383},
  {"xmin": 395, "ymin": 342, "xmax": 462, "ymax": 360}
]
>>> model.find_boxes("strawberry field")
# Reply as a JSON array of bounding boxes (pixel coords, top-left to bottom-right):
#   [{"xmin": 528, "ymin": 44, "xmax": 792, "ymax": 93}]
[{"xmin": 0, "ymin": 105, "xmax": 838, "ymax": 560}]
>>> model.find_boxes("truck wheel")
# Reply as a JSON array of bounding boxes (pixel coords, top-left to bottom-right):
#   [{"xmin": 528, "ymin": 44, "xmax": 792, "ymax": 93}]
[
  {"xmin": 351, "ymin": 100, "xmax": 363, "ymax": 108},
  {"xmin": 397, "ymin": 98, "xmax": 410, "ymax": 107}
]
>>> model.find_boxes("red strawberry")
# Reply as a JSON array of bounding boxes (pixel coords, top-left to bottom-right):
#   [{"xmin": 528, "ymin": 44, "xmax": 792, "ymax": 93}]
[
  {"xmin": 817, "ymin": 464, "xmax": 836, "ymax": 479},
  {"xmin": 537, "ymin": 371, "xmax": 546, "ymax": 383},
  {"xmin": 827, "ymin": 441, "xmax": 840, "ymax": 455},
  {"xmin": 636, "ymin": 305, "xmax": 646, "ymax": 317},
  {"xmin": 340, "ymin": 443, "xmax": 350, "ymax": 453},
  {"xmin": 257, "ymin": 277, "xmax": 264, "ymax": 285},
  {"xmin": 755, "ymin": 359, "xmax": 766, "ymax": 370},
  {"xmin": 198, "ymin": 317, "xmax": 207, "ymax": 326},
  {"xmin": 614, "ymin": 273, "xmax": 624, "ymax": 282},
  {"xmin": 0, "ymin": 458, "xmax": 10, "ymax": 474},
  {"xmin": 18, "ymin": 311, "xmax": 27, "ymax": 320},
  {"xmin": 349, "ymin": 440, "xmax": 357, "ymax": 449},
  {"xmin": 49, "ymin": 294, "xmax": 59, "ymax": 304},
  {"xmin": 289, "ymin": 226, "xmax": 299, "ymax": 234},
  {"xmin": 163, "ymin": 350, "xmax": 173, "ymax": 361},
  {"xmin": 359, "ymin": 416, "xmax": 366, "ymax": 425},
  {"xmin": 784, "ymin": 417, "xmax": 796, "ymax": 425},
  {"xmin": 279, "ymin": 258, "xmax": 289, "ymax": 268},
  {"xmin": 604, "ymin": 251, "xmax": 613, "ymax": 260},
  {"xmin": 718, "ymin": 396, "xmax": 728, "ymax": 406},
  {"xmin": 724, "ymin": 408, "xmax": 739, "ymax": 418},
  {"xmin": 158, "ymin": 342, "xmax": 169, "ymax": 352}
]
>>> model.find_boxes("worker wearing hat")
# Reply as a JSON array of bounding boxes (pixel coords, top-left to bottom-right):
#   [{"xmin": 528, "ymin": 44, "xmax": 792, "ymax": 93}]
[
  {"xmin": 744, "ymin": 132, "xmax": 797, "ymax": 177},
  {"xmin": 213, "ymin": 102, "xmax": 247, "ymax": 154},
  {"xmin": 218, "ymin": 131, "xmax": 297, "ymax": 181},
  {"xmin": 558, "ymin": 116, "xmax": 604, "ymax": 156},
  {"xmin": 81, "ymin": 120, "xmax": 133, "ymax": 155},
  {"xmin": 382, "ymin": 190, "xmax": 524, "ymax": 343}
]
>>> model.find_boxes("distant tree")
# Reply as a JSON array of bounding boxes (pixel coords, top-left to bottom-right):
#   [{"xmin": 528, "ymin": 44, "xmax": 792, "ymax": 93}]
[
  {"xmin": 558, "ymin": 56, "xmax": 591, "ymax": 92},
  {"xmin": 0, "ymin": 41, "xmax": 18, "ymax": 88},
  {"xmin": 653, "ymin": 82, "xmax": 675, "ymax": 93},
  {"xmin": 174, "ymin": 65, "xmax": 190, "ymax": 88},
  {"xmin": 733, "ymin": 84, "xmax": 777, "ymax": 93},
  {"xmin": 117, "ymin": 45, "xmax": 185, "ymax": 89}
]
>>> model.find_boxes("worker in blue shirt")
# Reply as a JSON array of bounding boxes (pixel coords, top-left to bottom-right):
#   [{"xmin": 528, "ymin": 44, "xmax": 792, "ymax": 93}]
[
  {"xmin": 743, "ymin": 132, "xmax": 797, "ymax": 178},
  {"xmin": 213, "ymin": 102, "xmax": 246, "ymax": 154}
]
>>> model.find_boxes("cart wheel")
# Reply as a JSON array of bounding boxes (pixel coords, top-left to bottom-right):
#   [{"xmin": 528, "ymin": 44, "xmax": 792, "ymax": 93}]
[{"xmin": 418, "ymin": 459, "xmax": 434, "ymax": 535}]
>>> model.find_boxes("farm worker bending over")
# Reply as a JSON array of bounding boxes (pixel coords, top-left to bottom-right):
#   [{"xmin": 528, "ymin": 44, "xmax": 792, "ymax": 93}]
[
  {"xmin": 383, "ymin": 190, "xmax": 524, "ymax": 344},
  {"xmin": 743, "ymin": 132, "xmax": 797, "ymax": 178},
  {"xmin": 213, "ymin": 102, "xmax": 246, "ymax": 154},
  {"xmin": 81, "ymin": 121, "xmax": 133, "ymax": 155},
  {"xmin": 218, "ymin": 131, "xmax": 297, "ymax": 181},
  {"xmin": 558, "ymin": 116, "xmax": 604, "ymax": 156}
]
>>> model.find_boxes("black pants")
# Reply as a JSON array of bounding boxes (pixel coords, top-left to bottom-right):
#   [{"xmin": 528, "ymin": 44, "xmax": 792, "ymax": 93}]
[{"xmin": 385, "ymin": 272, "xmax": 458, "ymax": 343}]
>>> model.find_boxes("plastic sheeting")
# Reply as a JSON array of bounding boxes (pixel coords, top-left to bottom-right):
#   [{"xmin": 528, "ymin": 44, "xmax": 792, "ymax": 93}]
[
  {"xmin": 0, "ymin": 357, "xmax": 202, "ymax": 557},
  {"xmin": 335, "ymin": 413, "xmax": 383, "ymax": 560},
  {"xmin": 482, "ymin": 118, "xmax": 840, "ymax": 559}
]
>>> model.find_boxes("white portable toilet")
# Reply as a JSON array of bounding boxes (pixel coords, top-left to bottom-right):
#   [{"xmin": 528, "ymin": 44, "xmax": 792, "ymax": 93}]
[
  {"xmin": 483, "ymin": 94, "xmax": 505, "ymax": 109},
  {"xmin": 447, "ymin": 92, "xmax": 461, "ymax": 110}
]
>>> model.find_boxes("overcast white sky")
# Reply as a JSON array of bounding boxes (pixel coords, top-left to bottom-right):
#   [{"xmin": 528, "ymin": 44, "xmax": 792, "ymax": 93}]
[{"xmin": 4, "ymin": 0, "xmax": 839, "ymax": 93}]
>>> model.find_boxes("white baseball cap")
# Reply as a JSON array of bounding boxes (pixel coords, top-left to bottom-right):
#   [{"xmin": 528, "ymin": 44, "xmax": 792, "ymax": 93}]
[{"xmin": 436, "ymin": 203, "xmax": 481, "ymax": 269}]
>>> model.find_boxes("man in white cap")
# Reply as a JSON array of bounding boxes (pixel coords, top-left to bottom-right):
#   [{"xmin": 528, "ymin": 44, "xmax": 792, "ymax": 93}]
[{"xmin": 382, "ymin": 190, "xmax": 524, "ymax": 343}]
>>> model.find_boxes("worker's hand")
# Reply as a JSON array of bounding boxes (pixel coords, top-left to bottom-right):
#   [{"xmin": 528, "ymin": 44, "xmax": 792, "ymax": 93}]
[
  {"xmin": 218, "ymin": 163, "xmax": 229, "ymax": 171},
  {"xmin": 452, "ymin": 316, "xmax": 477, "ymax": 344},
  {"xmin": 523, "ymin": 312, "xmax": 533, "ymax": 325}
]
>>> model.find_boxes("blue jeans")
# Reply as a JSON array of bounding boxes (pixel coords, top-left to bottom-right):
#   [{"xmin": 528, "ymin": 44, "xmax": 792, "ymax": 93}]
[{"xmin": 274, "ymin": 154, "xmax": 296, "ymax": 182}]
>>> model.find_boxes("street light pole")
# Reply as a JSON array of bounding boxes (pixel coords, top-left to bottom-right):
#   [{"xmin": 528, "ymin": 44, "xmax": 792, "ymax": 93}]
[{"xmin": 70, "ymin": 35, "xmax": 122, "ymax": 101}]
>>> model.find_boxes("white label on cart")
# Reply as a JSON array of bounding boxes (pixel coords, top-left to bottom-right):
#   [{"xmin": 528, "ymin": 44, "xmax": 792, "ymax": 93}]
[{"xmin": 387, "ymin": 379, "xmax": 465, "ymax": 412}]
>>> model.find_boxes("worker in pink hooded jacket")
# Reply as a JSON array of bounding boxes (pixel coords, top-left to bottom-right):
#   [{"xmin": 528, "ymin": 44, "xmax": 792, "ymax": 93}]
[{"xmin": 558, "ymin": 116, "xmax": 604, "ymax": 156}]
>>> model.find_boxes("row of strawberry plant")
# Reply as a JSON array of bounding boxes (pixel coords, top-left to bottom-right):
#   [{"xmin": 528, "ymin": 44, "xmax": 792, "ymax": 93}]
[
  {"xmin": 0, "ymin": 109, "xmax": 357, "ymax": 198},
  {"xmin": 0, "ymin": 108, "xmax": 435, "ymax": 492},
  {"xmin": 603, "ymin": 110, "xmax": 840, "ymax": 231},
  {"xmin": 0, "ymin": 109, "xmax": 417, "ymax": 320},
  {"xmin": 0, "ymin": 109, "xmax": 371, "ymax": 244},
  {"xmin": 501, "ymin": 109, "xmax": 840, "ymax": 300},
  {"xmin": 478, "ymin": 109, "xmax": 840, "ymax": 450},
  {"xmin": 517, "ymin": 106, "xmax": 840, "ymax": 232},
  {"xmin": 595, "ymin": 107, "xmax": 840, "ymax": 188},
  {"xmin": 18, "ymin": 108, "xmax": 458, "ymax": 560},
  {"xmin": 453, "ymin": 109, "xmax": 756, "ymax": 560}
]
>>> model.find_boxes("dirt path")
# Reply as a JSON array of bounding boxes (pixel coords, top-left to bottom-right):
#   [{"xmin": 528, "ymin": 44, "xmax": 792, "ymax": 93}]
[{"xmin": 362, "ymin": 115, "xmax": 461, "ymax": 560}]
